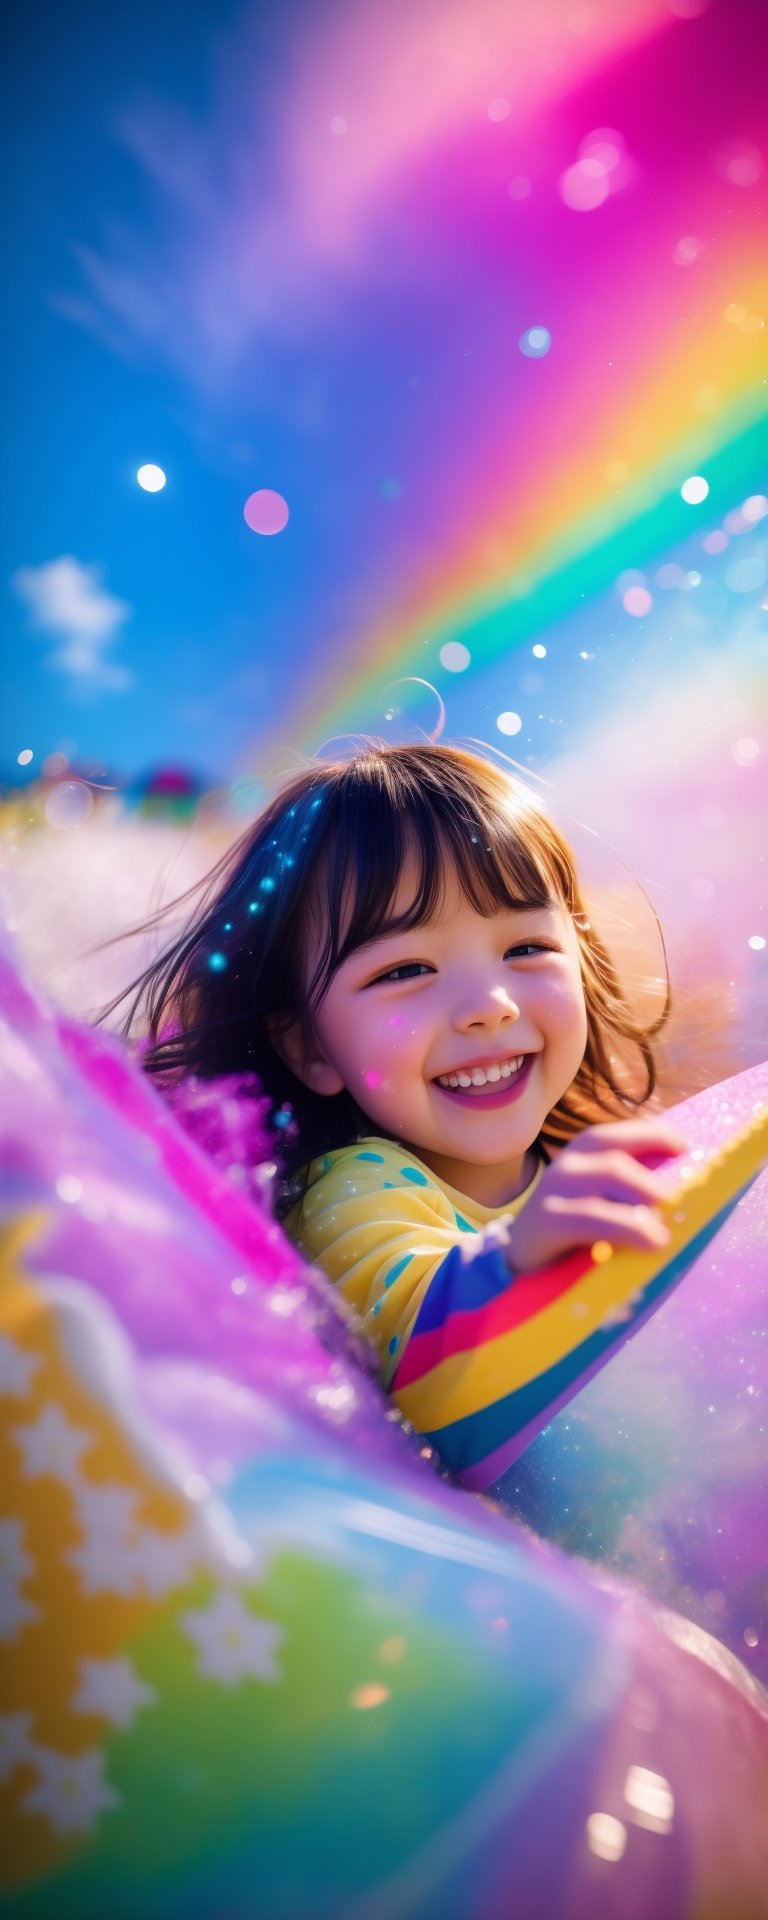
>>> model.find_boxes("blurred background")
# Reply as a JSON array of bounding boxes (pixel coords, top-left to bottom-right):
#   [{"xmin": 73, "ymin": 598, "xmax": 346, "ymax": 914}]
[{"xmin": 1, "ymin": 0, "xmax": 766, "ymax": 1087}]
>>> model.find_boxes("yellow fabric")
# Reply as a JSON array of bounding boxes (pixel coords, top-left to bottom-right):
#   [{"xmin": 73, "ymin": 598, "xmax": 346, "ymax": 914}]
[
  {"xmin": 284, "ymin": 1138, "xmax": 543, "ymax": 1386},
  {"xmin": 0, "ymin": 1215, "xmax": 193, "ymax": 1882}
]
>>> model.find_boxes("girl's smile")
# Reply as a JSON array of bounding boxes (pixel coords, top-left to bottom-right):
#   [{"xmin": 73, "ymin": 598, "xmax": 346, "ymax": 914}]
[{"xmin": 432, "ymin": 1052, "xmax": 535, "ymax": 1108}]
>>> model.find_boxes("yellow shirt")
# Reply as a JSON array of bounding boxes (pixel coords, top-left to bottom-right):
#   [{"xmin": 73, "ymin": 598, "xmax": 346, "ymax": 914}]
[{"xmin": 285, "ymin": 1137, "xmax": 544, "ymax": 1386}]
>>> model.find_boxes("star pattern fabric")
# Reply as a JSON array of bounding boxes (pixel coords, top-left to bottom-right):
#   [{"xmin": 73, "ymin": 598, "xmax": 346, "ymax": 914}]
[
  {"xmin": 1, "ymin": 1219, "xmax": 285, "ymax": 1876},
  {"xmin": 71, "ymin": 1656, "xmax": 157, "ymax": 1728},
  {"xmin": 11, "ymin": 1403, "xmax": 93, "ymax": 1485},
  {"xmin": 181, "ymin": 1591, "xmax": 283, "ymax": 1687}
]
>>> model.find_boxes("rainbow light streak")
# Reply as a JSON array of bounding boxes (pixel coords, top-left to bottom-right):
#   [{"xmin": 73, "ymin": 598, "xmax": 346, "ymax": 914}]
[{"xmin": 232, "ymin": 0, "xmax": 767, "ymax": 759}]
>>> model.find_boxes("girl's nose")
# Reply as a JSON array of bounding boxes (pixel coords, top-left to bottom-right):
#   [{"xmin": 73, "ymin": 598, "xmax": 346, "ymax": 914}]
[{"xmin": 454, "ymin": 984, "xmax": 521, "ymax": 1030}]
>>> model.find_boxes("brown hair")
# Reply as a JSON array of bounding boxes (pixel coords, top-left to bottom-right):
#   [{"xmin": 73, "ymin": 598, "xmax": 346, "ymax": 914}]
[{"xmin": 106, "ymin": 742, "xmax": 670, "ymax": 1211}]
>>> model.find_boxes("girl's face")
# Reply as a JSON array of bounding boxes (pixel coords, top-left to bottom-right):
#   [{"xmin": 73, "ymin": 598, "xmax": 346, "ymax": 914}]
[{"xmin": 293, "ymin": 852, "xmax": 588, "ymax": 1207}]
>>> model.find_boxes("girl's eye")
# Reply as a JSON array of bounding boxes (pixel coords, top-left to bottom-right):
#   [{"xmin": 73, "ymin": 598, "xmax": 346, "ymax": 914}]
[
  {"xmin": 499, "ymin": 936, "xmax": 556, "ymax": 952},
  {"xmin": 368, "ymin": 948, "xmax": 556, "ymax": 990},
  {"xmin": 372, "ymin": 961, "xmax": 432, "ymax": 984}
]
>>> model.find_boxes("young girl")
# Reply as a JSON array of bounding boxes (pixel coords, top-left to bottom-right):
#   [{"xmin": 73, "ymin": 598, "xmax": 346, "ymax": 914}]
[{"xmin": 118, "ymin": 742, "xmax": 684, "ymax": 1409}]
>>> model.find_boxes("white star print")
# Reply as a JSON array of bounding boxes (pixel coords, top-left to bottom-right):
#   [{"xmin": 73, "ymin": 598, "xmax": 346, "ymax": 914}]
[
  {"xmin": 72, "ymin": 1656, "xmax": 157, "ymax": 1728},
  {"xmin": 22, "ymin": 1746, "xmax": 120, "ymax": 1835},
  {"xmin": 0, "ymin": 1519, "xmax": 39, "ymax": 1643},
  {"xmin": 0, "ymin": 1711, "xmax": 34, "ymax": 1782},
  {"xmin": 66, "ymin": 1534, "xmax": 139, "ymax": 1598},
  {"xmin": 181, "ymin": 1590, "xmax": 283, "ymax": 1687},
  {"xmin": 67, "ymin": 1482, "xmax": 142, "ymax": 1595},
  {"xmin": 11, "ymin": 1403, "xmax": 92, "ymax": 1486},
  {"xmin": 0, "ymin": 1579, "xmax": 40, "ymax": 1643},
  {"xmin": 75, "ymin": 1482, "xmax": 139, "ymax": 1544},
  {"xmin": 0, "ymin": 1336, "xmax": 40, "ymax": 1401},
  {"xmin": 0, "ymin": 1517, "xmax": 34, "ymax": 1586},
  {"xmin": 131, "ymin": 1525, "xmax": 196, "ymax": 1598}
]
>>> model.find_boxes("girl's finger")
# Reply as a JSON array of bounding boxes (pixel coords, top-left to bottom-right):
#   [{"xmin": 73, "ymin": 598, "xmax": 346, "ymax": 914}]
[
  {"xmin": 575, "ymin": 1120, "xmax": 687, "ymax": 1155},
  {"xmin": 552, "ymin": 1197, "xmax": 670, "ymax": 1249},
  {"xmin": 549, "ymin": 1153, "xmax": 671, "ymax": 1206}
]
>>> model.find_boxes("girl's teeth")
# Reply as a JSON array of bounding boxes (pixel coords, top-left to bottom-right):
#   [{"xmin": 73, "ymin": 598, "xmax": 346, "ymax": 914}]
[{"xmin": 439, "ymin": 1055, "xmax": 525, "ymax": 1090}]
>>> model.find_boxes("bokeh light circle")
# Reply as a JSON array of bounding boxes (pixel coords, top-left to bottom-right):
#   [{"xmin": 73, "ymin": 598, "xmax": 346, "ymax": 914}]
[
  {"xmin": 615, "ymin": 568, "xmax": 647, "ymax": 595},
  {"xmin": 712, "ymin": 140, "xmax": 763, "ymax": 188},
  {"xmin": 17, "ymin": 749, "xmax": 33, "ymax": 766},
  {"xmin": 507, "ymin": 175, "xmax": 531, "ymax": 200},
  {"xmin": 44, "ymin": 781, "xmax": 94, "ymax": 829},
  {"xmin": 723, "ymin": 508, "xmax": 749, "ymax": 535},
  {"xmin": 439, "ymin": 641, "xmax": 471, "ymax": 672},
  {"xmin": 748, "ymin": 935, "xmax": 766, "ymax": 951},
  {"xmin": 558, "ymin": 158, "xmax": 610, "ymax": 211},
  {"xmin": 137, "ymin": 464, "xmax": 166, "ymax": 493},
  {"xmin": 742, "ymin": 494, "xmax": 768, "ymax": 524},
  {"xmin": 496, "ymin": 711, "xmax": 523, "ymax": 736},
  {"xmin": 532, "ymin": 643, "xmax": 547, "ymax": 658},
  {"xmin": 623, "ymin": 586, "xmax": 653, "ymax": 617},
  {"xmin": 701, "ymin": 530, "xmax": 728, "ymax": 554},
  {"xmin": 330, "ymin": 116, "xmax": 347, "ymax": 137},
  {"xmin": 732, "ymin": 737, "xmax": 760, "ymax": 766},
  {"xmin": 578, "ymin": 128, "xmax": 624, "ymax": 172},
  {"xmin": 244, "ymin": 490, "xmax": 290, "ymax": 536},
  {"xmin": 681, "ymin": 475, "xmax": 709, "ymax": 504},
  {"xmin": 586, "ymin": 1812, "xmax": 627, "ymax": 1863},
  {"xmin": 519, "ymin": 326, "xmax": 551, "ymax": 358},
  {"xmin": 673, "ymin": 235, "xmax": 704, "ymax": 266},
  {"xmin": 487, "ymin": 97, "xmax": 511, "ymax": 122},
  {"xmin": 669, "ymin": 0, "xmax": 711, "ymax": 15},
  {"xmin": 55, "ymin": 1175, "xmax": 83, "ymax": 1204}
]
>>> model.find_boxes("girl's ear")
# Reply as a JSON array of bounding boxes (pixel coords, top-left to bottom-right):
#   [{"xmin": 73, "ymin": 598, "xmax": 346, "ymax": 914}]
[{"xmin": 266, "ymin": 1015, "xmax": 344, "ymax": 1097}]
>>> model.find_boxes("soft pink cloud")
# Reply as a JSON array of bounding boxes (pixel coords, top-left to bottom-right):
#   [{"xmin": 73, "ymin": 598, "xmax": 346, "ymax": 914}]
[{"xmin": 57, "ymin": 0, "xmax": 670, "ymax": 390}]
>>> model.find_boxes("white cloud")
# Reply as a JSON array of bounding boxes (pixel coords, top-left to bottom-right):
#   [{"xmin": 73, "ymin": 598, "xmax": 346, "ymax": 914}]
[{"xmin": 12, "ymin": 556, "xmax": 134, "ymax": 690}]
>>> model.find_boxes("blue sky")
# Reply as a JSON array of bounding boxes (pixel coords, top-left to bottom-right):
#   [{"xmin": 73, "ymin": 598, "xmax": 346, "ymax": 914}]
[
  {"xmin": 3, "ymin": 0, "xmax": 766, "ymax": 792},
  {"xmin": 3, "ymin": 0, "xmax": 370, "ymax": 784}
]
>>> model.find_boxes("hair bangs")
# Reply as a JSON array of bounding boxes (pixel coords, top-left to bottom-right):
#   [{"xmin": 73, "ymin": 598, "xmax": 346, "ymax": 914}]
[
  {"xmin": 439, "ymin": 802, "xmax": 566, "ymax": 920},
  {"xmin": 302, "ymin": 750, "xmax": 575, "ymax": 1015},
  {"xmin": 303, "ymin": 779, "xmax": 447, "ymax": 1011}
]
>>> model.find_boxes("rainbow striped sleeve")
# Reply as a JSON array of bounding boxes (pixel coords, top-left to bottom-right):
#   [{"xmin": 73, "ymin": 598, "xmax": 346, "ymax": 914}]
[{"xmin": 392, "ymin": 1107, "xmax": 768, "ymax": 1490}]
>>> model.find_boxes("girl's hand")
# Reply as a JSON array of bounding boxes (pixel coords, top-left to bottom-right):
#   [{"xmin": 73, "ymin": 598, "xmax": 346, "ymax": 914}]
[{"xmin": 504, "ymin": 1117, "xmax": 688, "ymax": 1272}]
